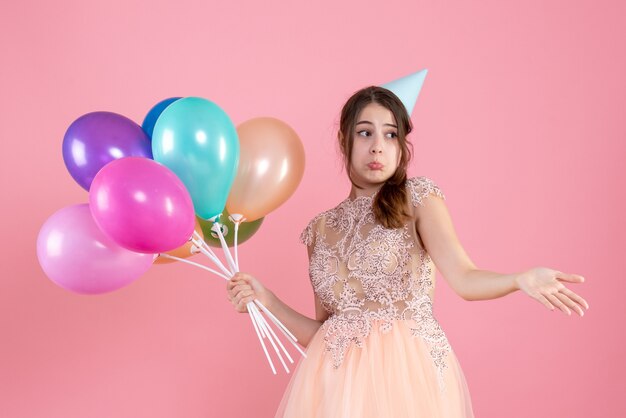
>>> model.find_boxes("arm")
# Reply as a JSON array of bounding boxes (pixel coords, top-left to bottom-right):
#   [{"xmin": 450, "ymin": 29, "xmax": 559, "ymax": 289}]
[
  {"xmin": 415, "ymin": 192, "xmax": 589, "ymax": 315},
  {"xmin": 227, "ymin": 244, "xmax": 327, "ymax": 347},
  {"xmin": 414, "ymin": 192, "xmax": 512, "ymax": 301},
  {"xmin": 263, "ymin": 292, "xmax": 327, "ymax": 347}
]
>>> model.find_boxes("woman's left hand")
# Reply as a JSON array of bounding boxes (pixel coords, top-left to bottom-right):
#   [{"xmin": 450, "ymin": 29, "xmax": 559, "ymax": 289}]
[{"xmin": 516, "ymin": 267, "xmax": 589, "ymax": 316}]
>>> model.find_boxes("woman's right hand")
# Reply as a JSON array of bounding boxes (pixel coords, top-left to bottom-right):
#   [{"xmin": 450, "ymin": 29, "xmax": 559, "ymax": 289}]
[{"xmin": 226, "ymin": 272, "xmax": 274, "ymax": 313}]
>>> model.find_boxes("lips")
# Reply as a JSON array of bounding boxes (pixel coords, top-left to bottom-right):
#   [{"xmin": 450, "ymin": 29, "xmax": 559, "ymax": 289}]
[{"xmin": 367, "ymin": 162, "xmax": 384, "ymax": 170}]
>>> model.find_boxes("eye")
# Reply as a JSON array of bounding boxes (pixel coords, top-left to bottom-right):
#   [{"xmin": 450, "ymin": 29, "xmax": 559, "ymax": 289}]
[
  {"xmin": 357, "ymin": 130, "xmax": 371, "ymax": 137},
  {"xmin": 386, "ymin": 132, "xmax": 398, "ymax": 139}
]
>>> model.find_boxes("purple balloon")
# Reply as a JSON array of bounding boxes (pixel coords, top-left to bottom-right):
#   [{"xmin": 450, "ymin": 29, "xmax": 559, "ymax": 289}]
[
  {"xmin": 37, "ymin": 204, "xmax": 154, "ymax": 295},
  {"xmin": 62, "ymin": 111, "xmax": 152, "ymax": 190},
  {"xmin": 89, "ymin": 157, "xmax": 195, "ymax": 253}
]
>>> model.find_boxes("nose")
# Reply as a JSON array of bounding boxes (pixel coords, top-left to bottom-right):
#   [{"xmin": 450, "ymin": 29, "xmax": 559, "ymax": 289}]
[{"xmin": 370, "ymin": 138, "xmax": 383, "ymax": 154}]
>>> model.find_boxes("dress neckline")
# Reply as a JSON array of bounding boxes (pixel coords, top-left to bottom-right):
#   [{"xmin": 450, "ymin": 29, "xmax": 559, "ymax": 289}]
[
  {"xmin": 343, "ymin": 187, "xmax": 382, "ymax": 204},
  {"xmin": 343, "ymin": 194, "xmax": 374, "ymax": 203}
]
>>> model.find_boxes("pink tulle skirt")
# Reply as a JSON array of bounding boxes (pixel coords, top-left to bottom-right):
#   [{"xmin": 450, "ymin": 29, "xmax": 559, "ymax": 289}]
[{"xmin": 275, "ymin": 319, "xmax": 474, "ymax": 417}]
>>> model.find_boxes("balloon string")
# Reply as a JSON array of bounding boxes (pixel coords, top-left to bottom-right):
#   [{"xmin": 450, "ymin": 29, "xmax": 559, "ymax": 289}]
[
  {"xmin": 191, "ymin": 235, "xmax": 233, "ymax": 277},
  {"xmin": 157, "ymin": 253, "xmax": 230, "ymax": 281},
  {"xmin": 194, "ymin": 241, "xmax": 230, "ymax": 275},
  {"xmin": 190, "ymin": 223, "xmax": 303, "ymax": 373},
  {"xmin": 249, "ymin": 302, "xmax": 290, "ymax": 373},
  {"xmin": 254, "ymin": 299, "xmax": 300, "ymax": 344},
  {"xmin": 250, "ymin": 302, "xmax": 294, "ymax": 365},
  {"xmin": 213, "ymin": 221, "xmax": 238, "ymax": 274},
  {"xmin": 234, "ymin": 221, "xmax": 240, "ymax": 271},
  {"xmin": 191, "ymin": 230, "xmax": 233, "ymax": 276},
  {"xmin": 246, "ymin": 300, "xmax": 276, "ymax": 374},
  {"xmin": 192, "ymin": 230, "xmax": 222, "ymax": 261}
]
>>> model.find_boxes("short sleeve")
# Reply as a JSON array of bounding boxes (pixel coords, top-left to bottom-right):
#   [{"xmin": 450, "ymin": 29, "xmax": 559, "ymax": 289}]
[
  {"xmin": 407, "ymin": 176, "xmax": 446, "ymax": 207},
  {"xmin": 299, "ymin": 215, "xmax": 320, "ymax": 246}
]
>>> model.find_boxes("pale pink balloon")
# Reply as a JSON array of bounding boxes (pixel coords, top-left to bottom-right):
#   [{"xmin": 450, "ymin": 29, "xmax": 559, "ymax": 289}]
[
  {"xmin": 226, "ymin": 117, "xmax": 305, "ymax": 221},
  {"xmin": 36, "ymin": 204, "xmax": 154, "ymax": 295},
  {"xmin": 89, "ymin": 157, "xmax": 195, "ymax": 253}
]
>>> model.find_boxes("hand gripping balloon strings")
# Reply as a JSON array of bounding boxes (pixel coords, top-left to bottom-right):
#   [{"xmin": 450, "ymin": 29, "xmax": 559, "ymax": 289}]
[
  {"xmin": 210, "ymin": 217, "xmax": 304, "ymax": 373},
  {"xmin": 228, "ymin": 214, "xmax": 305, "ymax": 358},
  {"xmin": 173, "ymin": 218, "xmax": 306, "ymax": 374},
  {"xmin": 165, "ymin": 241, "xmax": 286, "ymax": 374}
]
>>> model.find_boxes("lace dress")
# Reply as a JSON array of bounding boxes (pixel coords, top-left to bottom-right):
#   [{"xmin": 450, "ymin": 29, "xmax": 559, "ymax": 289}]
[{"xmin": 275, "ymin": 176, "xmax": 474, "ymax": 418}]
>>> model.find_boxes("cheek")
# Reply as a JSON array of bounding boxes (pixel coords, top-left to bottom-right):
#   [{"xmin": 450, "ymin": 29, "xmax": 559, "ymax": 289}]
[
  {"xmin": 390, "ymin": 144, "xmax": 401, "ymax": 165},
  {"xmin": 351, "ymin": 141, "xmax": 368, "ymax": 159}
]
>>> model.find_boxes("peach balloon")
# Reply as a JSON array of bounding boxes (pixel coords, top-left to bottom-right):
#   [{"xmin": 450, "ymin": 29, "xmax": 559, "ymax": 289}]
[
  {"xmin": 226, "ymin": 117, "xmax": 305, "ymax": 221},
  {"xmin": 154, "ymin": 217, "xmax": 204, "ymax": 264}
]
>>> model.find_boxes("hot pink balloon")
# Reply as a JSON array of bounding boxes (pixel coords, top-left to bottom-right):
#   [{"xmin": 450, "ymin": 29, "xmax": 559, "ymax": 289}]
[
  {"xmin": 36, "ymin": 204, "xmax": 154, "ymax": 295},
  {"xmin": 89, "ymin": 157, "xmax": 195, "ymax": 253}
]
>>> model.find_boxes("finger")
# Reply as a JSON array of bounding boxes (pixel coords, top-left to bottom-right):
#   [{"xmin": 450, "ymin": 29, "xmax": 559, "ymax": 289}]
[
  {"xmin": 226, "ymin": 279, "xmax": 243, "ymax": 290},
  {"xmin": 555, "ymin": 272, "xmax": 585, "ymax": 284},
  {"xmin": 235, "ymin": 289, "xmax": 255, "ymax": 302},
  {"xmin": 233, "ymin": 272, "xmax": 252, "ymax": 280},
  {"xmin": 228, "ymin": 283, "xmax": 248, "ymax": 295},
  {"xmin": 240, "ymin": 295, "xmax": 256, "ymax": 306},
  {"xmin": 235, "ymin": 298, "xmax": 250, "ymax": 312},
  {"xmin": 228, "ymin": 277, "xmax": 248, "ymax": 287},
  {"xmin": 230, "ymin": 284, "xmax": 251, "ymax": 297},
  {"xmin": 546, "ymin": 293, "xmax": 571, "ymax": 315},
  {"xmin": 553, "ymin": 292, "xmax": 584, "ymax": 316},
  {"xmin": 557, "ymin": 288, "xmax": 589, "ymax": 311},
  {"xmin": 535, "ymin": 294, "xmax": 556, "ymax": 311},
  {"xmin": 232, "ymin": 289, "xmax": 249, "ymax": 306},
  {"xmin": 231, "ymin": 283, "xmax": 249, "ymax": 292}
]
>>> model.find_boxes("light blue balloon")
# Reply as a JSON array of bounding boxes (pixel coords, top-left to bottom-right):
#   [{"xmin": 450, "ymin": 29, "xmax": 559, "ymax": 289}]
[
  {"xmin": 151, "ymin": 97, "xmax": 240, "ymax": 220},
  {"xmin": 381, "ymin": 69, "xmax": 428, "ymax": 116}
]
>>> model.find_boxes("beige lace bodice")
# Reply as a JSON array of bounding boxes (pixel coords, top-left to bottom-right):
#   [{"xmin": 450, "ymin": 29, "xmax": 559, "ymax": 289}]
[{"xmin": 300, "ymin": 176, "xmax": 452, "ymax": 392}]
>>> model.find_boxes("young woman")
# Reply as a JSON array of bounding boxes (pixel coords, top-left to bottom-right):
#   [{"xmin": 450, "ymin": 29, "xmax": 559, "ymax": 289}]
[{"xmin": 226, "ymin": 86, "xmax": 589, "ymax": 417}]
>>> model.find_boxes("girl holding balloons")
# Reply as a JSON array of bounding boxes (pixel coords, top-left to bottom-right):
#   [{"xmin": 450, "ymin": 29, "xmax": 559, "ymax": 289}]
[{"xmin": 227, "ymin": 86, "xmax": 589, "ymax": 417}]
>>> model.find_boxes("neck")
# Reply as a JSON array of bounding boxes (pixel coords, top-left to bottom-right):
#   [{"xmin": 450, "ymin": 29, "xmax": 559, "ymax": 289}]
[{"xmin": 348, "ymin": 182, "xmax": 383, "ymax": 200}]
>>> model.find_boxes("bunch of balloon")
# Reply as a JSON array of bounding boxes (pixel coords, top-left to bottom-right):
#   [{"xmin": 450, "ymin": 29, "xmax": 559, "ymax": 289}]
[
  {"xmin": 37, "ymin": 96, "xmax": 306, "ymax": 374},
  {"xmin": 38, "ymin": 109, "xmax": 202, "ymax": 295},
  {"xmin": 151, "ymin": 99, "xmax": 307, "ymax": 374}
]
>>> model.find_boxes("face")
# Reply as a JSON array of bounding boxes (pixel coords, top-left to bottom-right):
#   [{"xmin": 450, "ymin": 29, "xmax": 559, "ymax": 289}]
[{"xmin": 348, "ymin": 102, "xmax": 401, "ymax": 188}]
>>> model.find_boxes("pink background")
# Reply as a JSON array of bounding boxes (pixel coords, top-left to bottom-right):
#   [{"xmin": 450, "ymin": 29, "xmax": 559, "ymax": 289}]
[{"xmin": 2, "ymin": 0, "xmax": 624, "ymax": 417}]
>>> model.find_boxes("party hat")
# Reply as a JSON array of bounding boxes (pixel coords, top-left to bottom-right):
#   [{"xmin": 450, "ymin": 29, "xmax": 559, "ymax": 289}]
[{"xmin": 381, "ymin": 69, "xmax": 428, "ymax": 116}]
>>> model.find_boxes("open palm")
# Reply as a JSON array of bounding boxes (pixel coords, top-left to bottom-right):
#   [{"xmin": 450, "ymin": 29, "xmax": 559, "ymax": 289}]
[{"xmin": 516, "ymin": 267, "xmax": 589, "ymax": 316}]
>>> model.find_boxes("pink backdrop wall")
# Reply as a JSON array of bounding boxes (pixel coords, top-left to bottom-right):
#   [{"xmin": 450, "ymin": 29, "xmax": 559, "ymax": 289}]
[{"xmin": 1, "ymin": 0, "xmax": 624, "ymax": 417}]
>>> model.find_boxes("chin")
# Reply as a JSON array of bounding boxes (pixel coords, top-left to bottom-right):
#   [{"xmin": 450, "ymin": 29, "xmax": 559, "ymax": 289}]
[
  {"xmin": 351, "ymin": 169, "xmax": 393, "ymax": 187},
  {"xmin": 364, "ymin": 172, "xmax": 392, "ymax": 183},
  {"xmin": 372, "ymin": 169, "xmax": 393, "ymax": 178}
]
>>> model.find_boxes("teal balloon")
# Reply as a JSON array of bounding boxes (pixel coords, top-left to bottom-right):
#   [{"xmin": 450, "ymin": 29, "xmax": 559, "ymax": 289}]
[
  {"xmin": 381, "ymin": 69, "xmax": 428, "ymax": 116},
  {"xmin": 151, "ymin": 97, "xmax": 240, "ymax": 220}
]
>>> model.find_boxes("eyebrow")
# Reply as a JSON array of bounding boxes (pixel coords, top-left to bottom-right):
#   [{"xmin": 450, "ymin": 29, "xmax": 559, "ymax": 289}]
[{"xmin": 355, "ymin": 120, "xmax": 398, "ymax": 128}]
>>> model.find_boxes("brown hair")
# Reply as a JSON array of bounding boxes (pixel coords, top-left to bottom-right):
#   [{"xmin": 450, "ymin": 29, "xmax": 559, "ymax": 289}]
[{"xmin": 338, "ymin": 85, "xmax": 414, "ymax": 229}]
